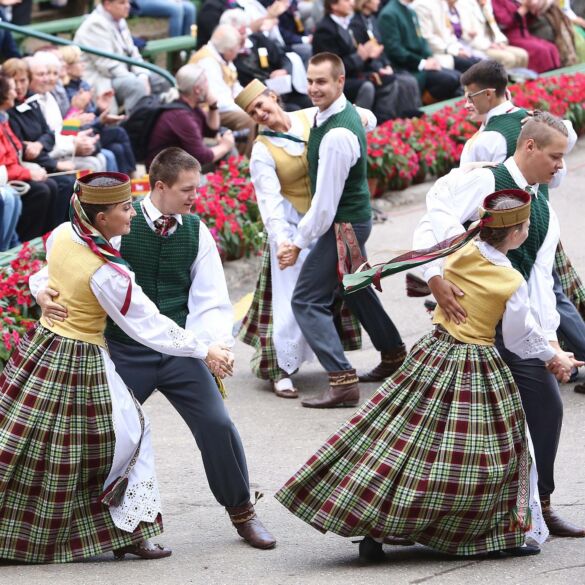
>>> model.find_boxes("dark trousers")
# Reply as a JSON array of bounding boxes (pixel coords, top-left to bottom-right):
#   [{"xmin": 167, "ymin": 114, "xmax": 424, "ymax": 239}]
[
  {"xmin": 554, "ymin": 269, "xmax": 585, "ymax": 362},
  {"xmin": 101, "ymin": 126, "xmax": 137, "ymax": 175},
  {"xmin": 292, "ymin": 220, "xmax": 403, "ymax": 372},
  {"xmin": 453, "ymin": 55, "xmax": 482, "ymax": 73},
  {"xmin": 106, "ymin": 338, "xmax": 251, "ymax": 508},
  {"xmin": 496, "ymin": 327, "xmax": 563, "ymax": 499},
  {"xmin": 424, "ymin": 68, "xmax": 463, "ymax": 101}
]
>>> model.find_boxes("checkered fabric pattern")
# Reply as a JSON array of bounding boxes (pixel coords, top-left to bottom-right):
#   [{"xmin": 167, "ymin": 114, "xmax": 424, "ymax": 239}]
[
  {"xmin": 275, "ymin": 330, "xmax": 530, "ymax": 556},
  {"xmin": 555, "ymin": 241, "xmax": 585, "ymax": 320},
  {"xmin": 0, "ymin": 326, "xmax": 162, "ymax": 564},
  {"xmin": 238, "ymin": 233, "xmax": 362, "ymax": 381}
]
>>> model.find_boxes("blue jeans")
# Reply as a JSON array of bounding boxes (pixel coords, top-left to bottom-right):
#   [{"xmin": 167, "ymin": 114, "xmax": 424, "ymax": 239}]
[
  {"xmin": 137, "ymin": 0, "xmax": 196, "ymax": 37},
  {"xmin": 0, "ymin": 187, "xmax": 22, "ymax": 251}
]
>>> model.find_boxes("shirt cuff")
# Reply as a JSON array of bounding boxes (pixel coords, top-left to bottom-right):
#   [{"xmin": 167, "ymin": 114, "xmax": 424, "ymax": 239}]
[
  {"xmin": 418, "ymin": 59, "xmax": 426, "ymax": 71},
  {"xmin": 292, "ymin": 233, "xmax": 310, "ymax": 250},
  {"xmin": 422, "ymin": 265, "xmax": 442, "ymax": 283}
]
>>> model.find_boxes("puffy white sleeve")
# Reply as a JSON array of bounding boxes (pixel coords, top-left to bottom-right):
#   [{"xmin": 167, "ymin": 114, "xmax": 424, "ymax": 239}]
[
  {"xmin": 354, "ymin": 106, "xmax": 377, "ymax": 132},
  {"xmin": 185, "ymin": 222, "xmax": 234, "ymax": 347},
  {"xmin": 549, "ymin": 119, "xmax": 577, "ymax": 189},
  {"xmin": 250, "ymin": 141, "xmax": 295, "ymax": 246},
  {"xmin": 502, "ymin": 280, "xmax": 556, "ymax": 362},
  {"xmin": 461, "ymin": 131, "xmax": 507, "ymax": 164},
  {"xmin": 29, "ymin": 222, "xmax": 66, "ymax": 298},
  {"xmin": 91, "ymin": 265, "xmax": 209, "ymax": 359}
]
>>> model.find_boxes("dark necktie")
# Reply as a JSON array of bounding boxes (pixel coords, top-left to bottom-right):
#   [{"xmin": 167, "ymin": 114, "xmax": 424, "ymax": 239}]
[{"xmin": 153, "ymin": 215, "xmax": 177, "ymax": 237}]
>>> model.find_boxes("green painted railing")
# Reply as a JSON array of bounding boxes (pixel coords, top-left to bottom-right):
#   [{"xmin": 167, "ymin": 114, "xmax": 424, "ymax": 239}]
[{"xmin": 0, "ymin": 20, "xmax": 176, "ymax": 86}]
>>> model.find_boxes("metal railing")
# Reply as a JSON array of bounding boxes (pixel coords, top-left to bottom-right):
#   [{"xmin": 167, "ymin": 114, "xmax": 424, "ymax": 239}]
[{"xmin": 0, "ymin": 20, "xmax": 176, "ymax": 86}]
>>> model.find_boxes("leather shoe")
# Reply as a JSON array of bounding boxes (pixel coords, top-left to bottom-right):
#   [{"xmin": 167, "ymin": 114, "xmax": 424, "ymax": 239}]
[
  {"xmin": 487, "ymin": 544, "xmax": 540, "ymax": 558},
  {"xmin": 226, "ymin": 502, "xmax": 276, "ymax": 549},
  {"xmin": 541, "ymin": 498, "xmax": 585, "ymax": 537},
  {"xmin": 358, "ymin": 537, "xmax": 385, "ymax": 562},
  {"xmin": 302, "ymin": 369, "xmax": 359, "ymax": 408},
  {"xmin": 358, "ymin": 345, "xmax": 407, "ymax": 383},
  {"xmin": 574, "ymin": 382, "xmax": 585, "ymax": 394},
  {"xmin": 383, "ymin": 535, "xmax": 415, "ymax": 546},
  {"xmin": 113, "ymin": 540, "xmax": 172, "ymax": 560}
]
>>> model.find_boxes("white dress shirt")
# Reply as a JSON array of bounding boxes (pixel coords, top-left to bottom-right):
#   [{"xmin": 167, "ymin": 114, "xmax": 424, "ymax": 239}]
[
  {"xmin": 292, "ymin": 95, "xmax": 362, "ymax": 250},
  {"xmin": 413, "ymin": 157, "xmax": 561, "ymax": 341}
]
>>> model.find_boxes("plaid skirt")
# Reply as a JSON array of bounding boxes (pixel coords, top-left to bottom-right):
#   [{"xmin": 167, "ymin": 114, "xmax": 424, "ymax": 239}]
[
  {"xmin": 238, "ymin": 233, "xmax": 362, "ymax": 381},
  {"xmin": 0, "ymin": 325, "xmax": 162, "ymax": 564},
  {"xmin": 275, "ymin": 330, "xmax": 531, "ymax": 556},
  {"xmin": 555, "ymin": 241, "xmax": 585, "ymax": 320}
]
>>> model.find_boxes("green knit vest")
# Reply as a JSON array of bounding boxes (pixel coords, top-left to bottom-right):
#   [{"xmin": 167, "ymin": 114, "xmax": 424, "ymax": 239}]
[
  {"xmin": 307, "ymin": 101, "xmax": 371, "ymax": 223},
  {"xmin": 489, "ymin": 164, "xmax": 550, "ymax": 280},
  {"xmin": 105, "ymin": 201, "xmax": 200, "ymax": 346},
  {"xmin": 484, "ymin": 109, "xmax": 528, "ymax": 159}
]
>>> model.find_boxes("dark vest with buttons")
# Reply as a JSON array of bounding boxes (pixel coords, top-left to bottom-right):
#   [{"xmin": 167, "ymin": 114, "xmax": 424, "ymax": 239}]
[
  {"xmin": 105, "ymin": 201, "xmax": 200, "ymax": 346},
  {"xmin": 307, "ymin": 101, "xmax": 371, "ymax": 224},
  {"xmin": 489, "ymin": 164, "xmax": 550, "ymax": 280}
]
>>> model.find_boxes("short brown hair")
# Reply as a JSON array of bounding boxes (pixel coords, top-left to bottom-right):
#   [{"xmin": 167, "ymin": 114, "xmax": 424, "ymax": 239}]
[
  {"xmin": 517, "ymin": 111, "xmax": 568, "ymax": 149},
  {"xmin": 308, "ymin": 52, "xmax": 345, "ymax": 79},
  {"xmin": 460, "ymin": 60, "xmax": 508, "ymax": 97},
  {"xmin": 149, "ymin": 147, "xmax": 201, "ymax": 188},
  {"xmin": 2, "ymin": 58, "xmax": 29, "ymax": 79}
]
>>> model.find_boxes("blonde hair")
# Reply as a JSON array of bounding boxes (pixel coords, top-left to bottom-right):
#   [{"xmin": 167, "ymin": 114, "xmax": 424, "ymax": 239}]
[
  {"xmin": 1, "ymin": 58, "xmax": 29, "ymax": 79},
  {"xmin": 59, "ymin": 45, "xmax": 83, "ymax": 65}
]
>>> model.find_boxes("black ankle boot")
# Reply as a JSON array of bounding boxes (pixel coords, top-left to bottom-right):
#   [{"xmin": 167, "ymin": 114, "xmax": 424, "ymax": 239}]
[{"xmin": 358, "ymin": 537, "xmax": 385, "ymax": 562}]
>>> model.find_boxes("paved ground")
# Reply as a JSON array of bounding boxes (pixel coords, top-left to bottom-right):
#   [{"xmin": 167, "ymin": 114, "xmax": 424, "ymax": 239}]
[{"xmin": 4, "ymin": 144, "xmax": 585, "ymax": 585}]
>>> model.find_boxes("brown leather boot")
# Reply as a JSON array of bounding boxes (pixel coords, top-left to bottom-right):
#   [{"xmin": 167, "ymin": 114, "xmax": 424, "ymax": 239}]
[
  {"xmin": 541, "ymin": 498, "xmax": 585, "ymax": 537},
  {"xmin": 226, "ymin": 502, "xmax": 276, "ymax": 549},
  {"xmin": 359, "ymin": 345, "xmax": 407, "ymax": 383},
  {"xmin": 301, "ymin": 369, "xmax": 360, "ymax": 408}
]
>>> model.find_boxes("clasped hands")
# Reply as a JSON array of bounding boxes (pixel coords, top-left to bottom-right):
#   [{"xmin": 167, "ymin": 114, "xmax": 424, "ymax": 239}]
[
  {"xmin": 205, "ymin": 345, "xmax": 235, "ymax": 379},
  {"xmin": 277, "ymin": 241, "xmax": 301, "ymax": 270}
]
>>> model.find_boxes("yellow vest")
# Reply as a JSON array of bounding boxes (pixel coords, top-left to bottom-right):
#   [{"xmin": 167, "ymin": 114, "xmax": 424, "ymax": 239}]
[
  {"xmin": 189, "ymin": 45, "xmax": 239, "ymax": 87},
  {"xmin": 256, "ymin": 110, "xmax": 312, "ymax": 214},
  {"xmin": 433, "ymin": 242, "xmax": 523, "ymax": 345},
  {"xmin": 41, "ymin": 226, "xmax": 108, "ymax": 348}
]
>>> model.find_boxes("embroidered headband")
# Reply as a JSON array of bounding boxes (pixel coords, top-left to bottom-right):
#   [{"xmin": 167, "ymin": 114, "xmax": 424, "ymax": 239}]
[
  {"xmin": 74, "ymin": 171, "xmax": 132, "ymax": 205},
  {"xmin": 478, "ymin": 189, "xmax": 532, "ymax": 229}
]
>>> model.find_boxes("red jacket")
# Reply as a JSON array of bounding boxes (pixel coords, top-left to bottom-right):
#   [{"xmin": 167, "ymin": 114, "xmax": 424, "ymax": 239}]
[{"xmin": 0, "ymin": 119, "xmax": 32, "ymax": 181}]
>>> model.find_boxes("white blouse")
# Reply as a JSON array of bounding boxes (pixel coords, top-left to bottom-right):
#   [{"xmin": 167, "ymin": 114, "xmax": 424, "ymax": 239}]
[
  {"xmin": 474, "ymin": 240, "xmax": 556, "ymax": 362},
  {"xmin": 413, "ymin": 157, "xmax": 561, "ymax": 341}
]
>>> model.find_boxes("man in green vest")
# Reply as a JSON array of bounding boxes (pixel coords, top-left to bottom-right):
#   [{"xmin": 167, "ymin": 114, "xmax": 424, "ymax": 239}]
[
  {"xmin": 36, "ymin": 147, "xmax": 276, "ymax": 550},
  {"xmin": 413, "ymin": 113, "xmax": 585, "ymax": 538},
  {"xmin": 278, "ymin": 52, "xmax": 407, "ymax": 408},
  {"xmin": 459, "ymin": 59, "xmax": 585, "ymax": 393}
]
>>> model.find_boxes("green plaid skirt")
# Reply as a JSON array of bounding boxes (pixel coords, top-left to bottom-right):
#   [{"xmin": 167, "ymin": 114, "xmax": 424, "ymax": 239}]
[
  {"xmin": 276, "ymin": 329, "xmax": 530, "ymax": 556},
  {"xmin": 238, "ymin": 234, "xmax": 362, "ymax": 380},
  {"xmin": 555, "ymin": 242, "xmax": 585, "ymax": 320},
  {"xmin": 0, "ymin": 325, "xmax": 162, "ymax": 564}
]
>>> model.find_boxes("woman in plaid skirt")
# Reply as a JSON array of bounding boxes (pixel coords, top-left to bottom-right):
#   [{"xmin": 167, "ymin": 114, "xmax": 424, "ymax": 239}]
[
  {"xmin": 0, "ymin": 172, "xmax": 233, "ymax": 564},
  {"xmin": 235, "ymin": 80, "xmax": 378, "ymax": 399},
  {"xmin": 276, "ymin": 190, "xmax": 581, "ymax": 560}
]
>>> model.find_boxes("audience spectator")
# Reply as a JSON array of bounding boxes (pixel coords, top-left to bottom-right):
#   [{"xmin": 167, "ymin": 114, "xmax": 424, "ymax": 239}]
[
  {"xmin": 59, "ymin": 45, "xmax": 137, "ymax": 175},
  {"xmin": 378, "ymin": 0, "xmax": 463, "ymax": 103},
  {"xmin": 27, "ymin": 53, "xmax": 106, "ymax": 172},
  {"xmin": 0, "ymin": 4, "xmax": 21, "ymax": 61},
  {"xmin": 411, "ymin": 0, "xmax": 483, "ymax": 72},
  {"xmin": 350, "ymin": 0, "xmax": 423, "ymax": 120},
  {"xmin": 145, "ymin": 63, "xmax": 235, "ymax": 170},
  {"xmin": 456, "ymin": 0, "xmax": 530, "ymax": 70},
  {"xmin": 197, "ymin": 0, "xmax": 242, "ymax": 49},
  {"xmin": 4, "ymin": 58, "xmax": 77, "ymax": 206},
  {"xmin": 492, "ymin": 0, "xmax": 560, "ymax": 72},
  {"xmin": 134, "ymin": 0, "xmax": 196, "ymax": 37},
  {"xmin": 0, "ymin": 73, "xmax": 66, "ymax": 242},
  {"xmin": 277, "ymin": 0, "xmax": 313, "ymax": 65},
  {"xmin": 0, "ymin": 180, "xmax": 22, "ymax": 251},
  {"xmin": 73, "ymin": 0, "xmax": 169, "ymax": 114},
  {"xmin": 190, "ymin": 24, "xmax": 256, "ymax": 155},
  {"xmin": 220, "ymin": 8, "xmax": 311, "ymax": 111}
]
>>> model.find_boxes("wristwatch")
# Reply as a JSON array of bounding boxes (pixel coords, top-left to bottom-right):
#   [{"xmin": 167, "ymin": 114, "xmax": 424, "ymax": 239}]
[{"xmin": 209, "ymin": 102, "xmax": 219, "ymax": 110}]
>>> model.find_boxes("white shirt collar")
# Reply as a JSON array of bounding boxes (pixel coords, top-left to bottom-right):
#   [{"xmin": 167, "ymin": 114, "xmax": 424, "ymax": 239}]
[
  {"xmin": 330, "ymin": 14, "xmax": 352, "ymax": 29},
  {"xmin": 504, "ymin": 157, "xmax": 540, "ymax": 196},
  {"xmin": 474, "ymin": 239, "xmax": 512, "ymax": 268},
  {"xmin": 484, "ymin": 99, "xmax": 517, "ymax": 125},
  {"xmin": 143, "ymin": 194, "xmax": 184, "ymax": 225},
  {"xmin": 315, "ymin": 94, "xmax": 347, "ymax": 127}
]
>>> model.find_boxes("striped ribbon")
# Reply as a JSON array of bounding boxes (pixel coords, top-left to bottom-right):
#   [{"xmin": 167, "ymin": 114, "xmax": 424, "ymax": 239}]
[
  {"xmin": 342, "ymin": 224, "xmax": 484, "ymax": 294},
  {"xmin": 69, "ymin": 193, "xmax": 133, "ymax": 315}
]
